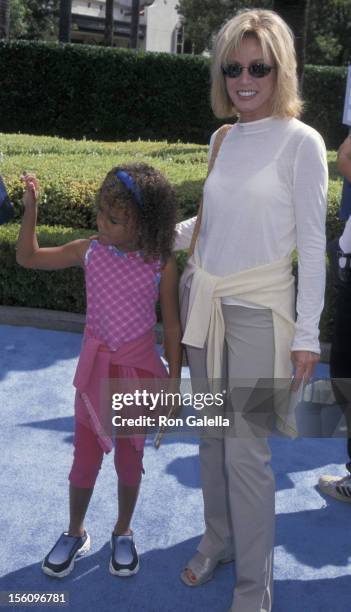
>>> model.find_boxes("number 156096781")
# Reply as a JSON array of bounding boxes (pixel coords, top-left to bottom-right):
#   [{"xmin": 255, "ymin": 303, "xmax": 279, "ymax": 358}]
[{"xmin": 1, "ymin": 592, "xmax": 68, "ymax": 606}]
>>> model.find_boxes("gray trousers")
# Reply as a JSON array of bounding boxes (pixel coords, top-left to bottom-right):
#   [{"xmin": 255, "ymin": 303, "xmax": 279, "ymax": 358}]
[{"xmin": 181, "ymin": 288, "xmax": 275, "ymax": 612}]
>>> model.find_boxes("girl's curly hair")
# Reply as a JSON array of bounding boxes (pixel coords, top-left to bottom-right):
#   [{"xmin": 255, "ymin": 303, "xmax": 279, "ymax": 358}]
[{"xmin": 96, "ymin": 163, "xmax": 177, "ymax": 261}]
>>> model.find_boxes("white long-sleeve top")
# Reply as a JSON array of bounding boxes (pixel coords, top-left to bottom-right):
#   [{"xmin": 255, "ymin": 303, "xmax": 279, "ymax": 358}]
[{"xmin": 175, "ymin": 116, "xmax": 328, "ymax": 354}]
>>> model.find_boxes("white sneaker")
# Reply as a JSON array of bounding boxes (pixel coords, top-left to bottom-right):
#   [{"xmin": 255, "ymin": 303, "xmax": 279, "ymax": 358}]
[{"xmin": 318, "ymin": 473, "xmax": 351, "ymax": 502}]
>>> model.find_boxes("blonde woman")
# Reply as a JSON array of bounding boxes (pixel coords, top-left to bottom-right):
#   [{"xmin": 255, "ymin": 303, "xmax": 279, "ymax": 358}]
[{"xmin": 175, "ymin": 9, "xmax": 328, "ymax": 612}]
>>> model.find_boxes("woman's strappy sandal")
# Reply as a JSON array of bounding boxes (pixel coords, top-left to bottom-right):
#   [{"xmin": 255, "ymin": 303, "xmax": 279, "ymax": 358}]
[{"xmin": 180, "ymin": 551, "xmax": 234, "ymax": 587}]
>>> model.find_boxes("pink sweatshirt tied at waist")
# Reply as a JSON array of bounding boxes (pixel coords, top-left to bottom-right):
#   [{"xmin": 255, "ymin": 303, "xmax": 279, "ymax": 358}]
[{"xmin": 73, "ymin": 330, "xmax": 168, "ymax": 453}]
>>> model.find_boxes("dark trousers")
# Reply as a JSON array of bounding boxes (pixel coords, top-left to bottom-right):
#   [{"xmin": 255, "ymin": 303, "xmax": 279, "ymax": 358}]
[{"xmin": 328, "ymin": 239, "xmax": 351, "ymax": 463}]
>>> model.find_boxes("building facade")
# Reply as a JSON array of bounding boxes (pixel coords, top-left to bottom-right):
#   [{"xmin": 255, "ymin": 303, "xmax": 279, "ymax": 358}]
[{"xmin": 71, "ymin": 0, "xmax": 183, "ymax": 53}]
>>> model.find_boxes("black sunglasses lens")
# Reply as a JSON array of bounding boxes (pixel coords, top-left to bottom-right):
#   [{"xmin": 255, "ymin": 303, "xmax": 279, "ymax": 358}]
[
  {"xmin": 222, "ymin": 63, "xmax": 272, "ymax": 78},
  {"xmin": 222, "ymin": 63, "xmax": 242, "ymax": 78},
  {"xmin": 248, "ymin": 63, "xmax": 272, "ymax": 78}
]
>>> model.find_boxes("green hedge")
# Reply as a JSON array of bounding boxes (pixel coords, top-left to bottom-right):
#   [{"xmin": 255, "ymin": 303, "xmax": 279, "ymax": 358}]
[
  {"xmin": 0, "ymin": 41, "xmax": 216, "ymax": 145},
  {"xmin": 303, "ymin": 65, "xmax": 348, "ymax": 152},
  {"xmin": 0, "ymin": 134, "xmax": 344, "ymax": 239},
  {"xmin": 0, "ymin": 134, "xmax": 208, "ymax": 227},
  {"xmin": 0, "ymin": 225, "xmax": 88, "ymax": 313},
  {"xmin": 0, "ymin": 134, "xmax": 345, "ymax": 342},
  {"xmin": 0, "ymin": 224, "xmax": 188, "ymax": 324},
  {"xmin": 0, "ymin": 223, "xmax": 335, "ymax": 343},
  {"xmin": 0, "ymin": 41, "xmax": 348, "ymax": 148}
]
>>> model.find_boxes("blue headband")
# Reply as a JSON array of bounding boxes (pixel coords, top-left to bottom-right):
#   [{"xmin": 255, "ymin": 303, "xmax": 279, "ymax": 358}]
[{"xmin": 115, "ymin": 170, "xmax": 144, "ymax": 209}]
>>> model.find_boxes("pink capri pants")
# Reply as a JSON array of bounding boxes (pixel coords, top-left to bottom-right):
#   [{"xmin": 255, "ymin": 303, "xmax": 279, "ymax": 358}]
[{"xmin": 69, "ymin": 420, "xmax": 144, "ymax": 488}]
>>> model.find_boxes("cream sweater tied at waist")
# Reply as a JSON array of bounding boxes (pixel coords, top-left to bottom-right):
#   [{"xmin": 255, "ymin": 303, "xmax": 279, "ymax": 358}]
[
  {"xmin": 181, "ymin": 253, "xmax": 296, "ymax": 383},
  {"xmin": 181, "ymin": 253, "xmax": 299, "ymax": 437}
]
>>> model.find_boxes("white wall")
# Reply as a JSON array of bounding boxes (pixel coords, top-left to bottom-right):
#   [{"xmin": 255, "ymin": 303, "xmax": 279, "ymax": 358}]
[
  {"xmin": 144, "ymin": 0, "xmax": 179, "ymax": 53},
  {"xmin": 72, "ymin": 1, "xmax": 148, "ymax": 24},
  {"xmin": 72, "ymin": 1, "xmax": 105, "ymax": 18},
  {"xmin": 71, "ymin": 0, "xmax": 178, "ymax": 51}
]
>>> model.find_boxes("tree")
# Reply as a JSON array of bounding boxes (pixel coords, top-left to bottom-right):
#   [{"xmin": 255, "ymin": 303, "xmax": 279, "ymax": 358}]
[
  {"xmin": 59, "ymin": 0, "xmax": 72, "ymax": 42},
  {"xmin": 8, "ymin": 0, "xmax": 27, "ymax": 38},
  {"xmin": 273, "ymin": 0, "xmax": 310, "ymax": 82},
  {"xmin": 176, "ymin": 0, "xmax": 270, "ymax": 54},
  {"xmin": 8, "ymin": 0, "xmax": 59, "ymax": 40},
  {"xmin": 27, "ymin": 0, "xmax": 59, "ymax": 40},
  {"xmin": 306, "ymin": 0, "xmax": 351, "ymax": 65},
  {"xmin": 105, "ymin": 0, "xmax": 114, "ymax": 46},
  {"xmin": 130, "ymin": 0, "xmax": 140, "ymax": 49},
  {"xmin": 0, "ymin": 0, "xmax": 10, "ymax": 38}
]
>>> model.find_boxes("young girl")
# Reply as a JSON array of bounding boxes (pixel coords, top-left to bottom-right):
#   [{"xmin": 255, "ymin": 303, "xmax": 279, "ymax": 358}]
[{"xmin": 17, "ymin": 163, "xmax": 182, "ymax": 578}]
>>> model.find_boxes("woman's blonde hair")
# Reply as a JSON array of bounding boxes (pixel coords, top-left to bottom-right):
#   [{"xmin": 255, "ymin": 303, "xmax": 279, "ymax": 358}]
[{"xmin": 211, "ymin": 8, "xmax": 303, "ymax": 119}]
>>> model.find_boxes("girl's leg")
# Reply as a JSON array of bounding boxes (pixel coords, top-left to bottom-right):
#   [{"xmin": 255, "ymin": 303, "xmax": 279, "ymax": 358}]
[
  {"xmin": 113, "ymin": 436, "xmax": 143, "ymax": 535},
  {"xmin": 113, "ymin": 482, "xmax": 140, "ymax": 535},
  {"xmin": 68, "ymin": 421, "xmax": 104, "ymax": 536},
  {"xmin": 68, "ymin": 485, "xmax": 95, "ymax": 537}
]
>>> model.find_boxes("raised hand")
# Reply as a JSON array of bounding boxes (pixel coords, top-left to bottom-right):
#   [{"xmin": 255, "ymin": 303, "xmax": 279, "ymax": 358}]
[{"xmin": 21, "ymin": 173, "xmax": 39, "ymax": 208}]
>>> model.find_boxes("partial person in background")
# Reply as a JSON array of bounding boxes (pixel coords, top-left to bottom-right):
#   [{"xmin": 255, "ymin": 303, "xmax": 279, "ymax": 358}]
[
  {"xmin": 319, "ymin": 134, "xmax": 351, "ymax": 502},
  {"xmin": 175, "ymin": 8, "xmax": 328, "ymax": 612},
  {"xmin": 0, "ymin": 175, "xmax": 14, "ymax": 225}
]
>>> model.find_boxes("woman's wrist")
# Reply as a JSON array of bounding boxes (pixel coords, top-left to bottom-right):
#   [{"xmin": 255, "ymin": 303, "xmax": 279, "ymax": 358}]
[{"xmin": 337, "ymin": 150, "xmax": 351, "ymax": 182}]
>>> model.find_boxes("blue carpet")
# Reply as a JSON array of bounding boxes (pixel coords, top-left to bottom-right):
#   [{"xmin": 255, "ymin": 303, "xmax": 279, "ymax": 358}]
[{"xmin": 0, "ymin": 324, "xmax": 350, "ymax": 612}]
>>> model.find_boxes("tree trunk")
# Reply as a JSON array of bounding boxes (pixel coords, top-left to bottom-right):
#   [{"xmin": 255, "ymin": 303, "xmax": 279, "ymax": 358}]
[
  {"xmin": 130, "ymin": 0, "xmax": 140, "ymax": 49},
  {"xmin": 0, "ymin": 0, "xmax": 10, "ymax": 39},
  {"xmin": 273, "ymin": 0, "xmax": 310, "ymax": 86},
  {"xmin": 105, "ymin": 0, "xmax": 114, "ymax": 46},
  {"xmin": 59, "ymin": 0, "xmax": 72, "ymax": 42}
]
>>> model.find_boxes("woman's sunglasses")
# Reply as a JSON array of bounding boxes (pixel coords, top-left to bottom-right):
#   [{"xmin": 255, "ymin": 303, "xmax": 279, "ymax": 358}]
[{"xmin": 221, "ymin": 62, "xmax": 274, "ymax": 79}]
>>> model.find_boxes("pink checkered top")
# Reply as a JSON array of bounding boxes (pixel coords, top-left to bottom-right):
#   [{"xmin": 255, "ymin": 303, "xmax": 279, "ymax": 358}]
[{"xmin": 84, "ymin": 240, "xmax": 161, "ymax": 351}]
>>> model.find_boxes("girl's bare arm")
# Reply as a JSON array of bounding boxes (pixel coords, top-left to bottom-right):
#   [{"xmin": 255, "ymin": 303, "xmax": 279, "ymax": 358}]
[
  {"xmin": 16, "ymin": 174, "xmax": 89, "ymax": 269},
  {"xmin": 159, "ymin": 255, "xmax": 183, "ymax": 380}
]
